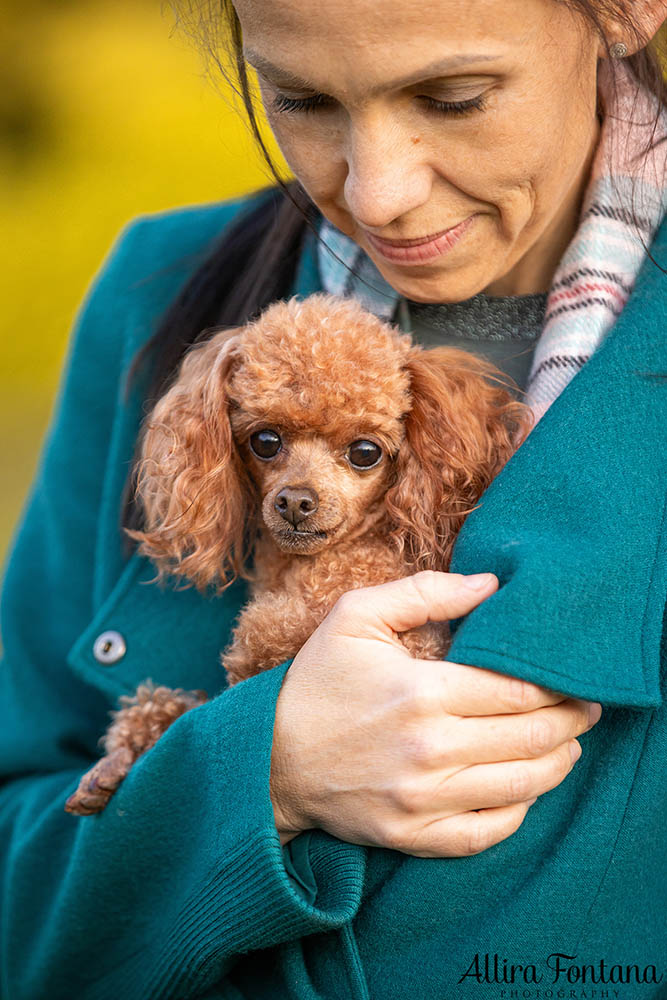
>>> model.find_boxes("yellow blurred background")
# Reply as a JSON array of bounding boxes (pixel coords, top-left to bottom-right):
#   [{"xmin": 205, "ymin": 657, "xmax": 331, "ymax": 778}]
[
  {"xmin": 1, "ymin": 5, "xmax": 666, "ymax": 569},
  {"xmin": 1, "ymin": 0, "xmax": 287, "ymax": 567}
]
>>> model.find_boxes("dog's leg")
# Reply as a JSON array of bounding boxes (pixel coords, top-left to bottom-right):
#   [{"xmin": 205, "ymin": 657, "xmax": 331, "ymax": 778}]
[
  {"xmin": 222, "ymin": 593, "xmax": 452, "ymax": 685},
  {"xmin": 64, "ymin": 682, "xmax": 208, "ymax": 815},
  {"xmin": 222, "ymin": 592, "xmax": 330, "ymax": 686}
]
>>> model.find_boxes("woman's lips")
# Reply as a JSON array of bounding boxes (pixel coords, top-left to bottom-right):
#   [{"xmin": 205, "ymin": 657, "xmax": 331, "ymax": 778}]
[{"xmin": 364, "ymin": 215, "xmax": 475, "ymax": 264}]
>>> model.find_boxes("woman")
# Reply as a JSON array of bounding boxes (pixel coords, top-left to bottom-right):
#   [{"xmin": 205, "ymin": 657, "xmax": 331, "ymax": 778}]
[{"xmin": 1, "ymin": 0, "xmax": 666, "ymax": 997}]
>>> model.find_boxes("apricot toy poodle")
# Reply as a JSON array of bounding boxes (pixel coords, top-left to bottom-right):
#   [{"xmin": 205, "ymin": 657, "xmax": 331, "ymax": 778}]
[{"xmin": 65, "ymin": 292, "xmax": 532, "ymax": 816}]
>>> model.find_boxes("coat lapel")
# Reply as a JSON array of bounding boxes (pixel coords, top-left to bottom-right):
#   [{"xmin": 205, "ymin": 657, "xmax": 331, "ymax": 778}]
[{"xmin": 444, "ymin": 220, "xmax": 667, "ymax": 707}]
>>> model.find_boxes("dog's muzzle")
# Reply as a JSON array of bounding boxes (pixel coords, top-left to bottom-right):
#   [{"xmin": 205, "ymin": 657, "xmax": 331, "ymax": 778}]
[{"xmin": 274, "ymin": 486, "xmax": 319, "ymax": 528}]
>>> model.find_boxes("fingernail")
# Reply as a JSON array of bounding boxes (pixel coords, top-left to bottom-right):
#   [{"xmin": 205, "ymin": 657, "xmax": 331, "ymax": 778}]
[
  {"xmin": 570, "ymin": 740, "xmax": 582, "ymax": 763},
  {"xmin": 588, "ymin": 702, "xmax": 602, "ymax": 727},
  {"xmin": 462, "ymin": 573, "xmax": 495, "ymax": 590}
]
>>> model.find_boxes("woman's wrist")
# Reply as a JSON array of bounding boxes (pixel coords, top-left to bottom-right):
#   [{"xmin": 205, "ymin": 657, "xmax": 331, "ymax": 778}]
[
  {"xmin": 271, "ymin": 786, "xmax": 305, "ymax": 844},
  {"xmin": 270, "ymin": 670, "xmax": 312, "ymax": 843},
  {"xmin": 270, "ymin": 745, "xmax": 308, "ymax": 844}
]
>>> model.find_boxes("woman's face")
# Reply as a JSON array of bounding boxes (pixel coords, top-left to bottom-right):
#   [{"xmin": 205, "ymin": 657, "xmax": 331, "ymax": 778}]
[{"xmin": 234, "ymin": 0, "xmax": 606, "ymax": 301}]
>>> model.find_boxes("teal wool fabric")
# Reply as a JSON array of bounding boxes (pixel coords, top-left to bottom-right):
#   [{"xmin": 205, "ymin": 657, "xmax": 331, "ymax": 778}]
[{"xmin": 1, "ymin": 193, "xmax": 666, "ymax": 1000}]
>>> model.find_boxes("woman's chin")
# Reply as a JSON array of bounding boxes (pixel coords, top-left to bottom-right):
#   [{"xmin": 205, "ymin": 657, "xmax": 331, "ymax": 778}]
[{"xmin": 383, "ymin": 269, "xmax": 488, "ymax": 305}]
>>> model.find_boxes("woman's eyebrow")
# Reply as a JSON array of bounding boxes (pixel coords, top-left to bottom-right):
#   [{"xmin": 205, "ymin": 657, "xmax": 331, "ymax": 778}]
[{"xmin": 244, "ymin": 50, "xmax": 500, "ymax": 94}]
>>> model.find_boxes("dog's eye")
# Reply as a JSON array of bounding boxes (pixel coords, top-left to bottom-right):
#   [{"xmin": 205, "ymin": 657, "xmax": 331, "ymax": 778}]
[
  {"xmin": 346, "ymin": 439, "xmax": 382, "ymax": 469},
  {"xmin": 249, "ymin": 429, "xmax": 282, "ymax": 459}
]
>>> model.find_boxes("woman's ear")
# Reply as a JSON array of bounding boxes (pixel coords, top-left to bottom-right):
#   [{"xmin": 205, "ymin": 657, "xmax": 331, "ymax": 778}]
[
  {"xmin": 597, "ymin": 1, "xmax": 667, "ymax": 57},
  {"xmin": 384, "ymin": 346, "xmax": 534, "ymax": 572},
  {"xmin": 124, "ymin": 327, "xmax": 255, "ymax": 593}
]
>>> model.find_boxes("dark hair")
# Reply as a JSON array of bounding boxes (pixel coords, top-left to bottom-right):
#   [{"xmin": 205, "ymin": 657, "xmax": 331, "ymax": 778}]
[{"xmin": 120, "ymin": 0, "xmax": 667, "ymax": 544}]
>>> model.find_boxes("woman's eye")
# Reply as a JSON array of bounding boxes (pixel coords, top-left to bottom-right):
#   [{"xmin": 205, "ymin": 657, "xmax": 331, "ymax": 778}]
[
  {"xmin": 271, "ymin": 92, "xmax": 487, "ymax": 117},
  {"xmin": 346, "ymin": 440, "xmax": 383, "ymax": 469},
  {"xmin": 420, "ymin": 94, "xmax": 487, "ymax": 116},
  {"xmin": 249, "ymin": 429, "xmax": 282, "ymax": 459},
  {"xmin": 271, "ymin": 92, "xmax": 333, "ymax": 115}
]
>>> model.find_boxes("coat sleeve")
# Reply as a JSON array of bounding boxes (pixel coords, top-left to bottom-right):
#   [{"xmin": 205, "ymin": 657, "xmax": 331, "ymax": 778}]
[{"xmin": 0, "ymin": 213, "xmax": 365, "ymax": 1000}]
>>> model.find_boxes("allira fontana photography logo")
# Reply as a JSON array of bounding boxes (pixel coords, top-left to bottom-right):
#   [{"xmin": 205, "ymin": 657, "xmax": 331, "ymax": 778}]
[{"xmin": 457, "ymin": 952, "xmax": 664, "ymax": 993}]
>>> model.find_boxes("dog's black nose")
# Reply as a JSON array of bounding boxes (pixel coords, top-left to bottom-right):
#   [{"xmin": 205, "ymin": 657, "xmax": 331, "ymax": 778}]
[{"xmin": 274, "ymin": 486, "xmax": 319, "ymax": 527}]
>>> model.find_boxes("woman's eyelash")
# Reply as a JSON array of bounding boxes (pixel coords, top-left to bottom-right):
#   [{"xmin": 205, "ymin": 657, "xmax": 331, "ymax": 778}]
[
  {"xmin": 272, "ymin": 92, "xmax": 332, "ymax": 115},
  {"xmin": 421, "ymin": 94, "xmax": 487, "ymax": 116},
  {"xmin": 271, "ymin": 93, "xmax": 487, "ymax": 117}
]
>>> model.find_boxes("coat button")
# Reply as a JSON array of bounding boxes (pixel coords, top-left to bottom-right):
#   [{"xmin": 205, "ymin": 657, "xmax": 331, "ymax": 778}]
[{"xmin": 93, "ymin": 630, "xmax": 127, "ymax": 665}]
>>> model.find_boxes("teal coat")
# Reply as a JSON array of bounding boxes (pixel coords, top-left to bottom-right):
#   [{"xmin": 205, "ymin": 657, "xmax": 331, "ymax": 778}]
[{"xmin": 1, "ymin": 193, "xmax": 666, "ymax": 1000}]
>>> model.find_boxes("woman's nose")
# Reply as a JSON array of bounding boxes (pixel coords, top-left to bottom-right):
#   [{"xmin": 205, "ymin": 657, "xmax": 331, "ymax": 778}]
[{"xmin": 342, "ymin": 112, "xmax": 432, "ymax": 230}]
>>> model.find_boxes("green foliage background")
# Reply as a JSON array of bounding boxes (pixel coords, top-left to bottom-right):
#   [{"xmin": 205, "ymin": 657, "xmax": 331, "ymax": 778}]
[{"xmin": 1, "ymin": 0, "xmax": 286, "ymax": 567}]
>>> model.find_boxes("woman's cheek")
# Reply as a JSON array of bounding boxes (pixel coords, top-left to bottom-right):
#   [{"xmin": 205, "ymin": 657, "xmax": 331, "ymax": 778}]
[
  {"xmin": 448, "ymin": 120, "xmax": 551, "ymax": 244},
  {"xmin": 265, "ymin": 113, "xmax": 342, "ymax": 199}
]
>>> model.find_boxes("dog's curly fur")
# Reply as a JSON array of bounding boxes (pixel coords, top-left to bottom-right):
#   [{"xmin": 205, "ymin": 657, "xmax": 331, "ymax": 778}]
[{"xmin": 65, "ymin": 293, "xmax": 533, "ymax": 816}]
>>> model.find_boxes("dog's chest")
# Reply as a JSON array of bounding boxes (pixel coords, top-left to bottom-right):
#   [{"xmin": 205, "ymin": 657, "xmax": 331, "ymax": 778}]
[{"xmin": 250, "ymin": 531, "xmax": 411, "ymax": 606}]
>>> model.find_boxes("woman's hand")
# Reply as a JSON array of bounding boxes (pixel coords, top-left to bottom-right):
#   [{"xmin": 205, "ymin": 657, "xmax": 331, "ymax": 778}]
[{"xmin": 270, "ymin": 571, "xmax": 601, "ymax": 858}]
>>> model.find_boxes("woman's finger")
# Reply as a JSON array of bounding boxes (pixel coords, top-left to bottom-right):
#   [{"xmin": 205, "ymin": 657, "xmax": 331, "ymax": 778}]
[
  {"xmin": 439, "ymin": 697, "xmax": 597, "ymax": 766},
  {"xmin": 385, "ymin": 800, "xmax": 537, "ymax": 859},
  {"xmin": 421, "ymin": 656, "xmax": 590, "ymax": 717},
  {"xmin": 328, "ymin": 569, "xmax": 499, "ymax": 640},
  {"xmin": 430, "ymin": 739, "xmax": 580, "ymax": 814}
]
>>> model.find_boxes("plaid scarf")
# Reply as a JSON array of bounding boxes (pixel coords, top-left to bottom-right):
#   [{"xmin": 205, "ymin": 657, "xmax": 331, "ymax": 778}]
[{"xmin": 316, "ymin": 60, "xmax": 667, "ymax": 425}]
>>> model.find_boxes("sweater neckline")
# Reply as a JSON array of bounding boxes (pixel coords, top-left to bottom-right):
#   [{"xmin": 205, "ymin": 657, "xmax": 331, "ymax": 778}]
[{"xmin": 396, "ymin": 289, "xmax": 549, "ymax": 337}]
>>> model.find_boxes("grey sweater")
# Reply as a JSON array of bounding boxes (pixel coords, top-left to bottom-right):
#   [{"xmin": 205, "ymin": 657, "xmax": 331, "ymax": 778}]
[{"xmin": 398, "ymin": 291, "xmax": 548, "ymax": 395}]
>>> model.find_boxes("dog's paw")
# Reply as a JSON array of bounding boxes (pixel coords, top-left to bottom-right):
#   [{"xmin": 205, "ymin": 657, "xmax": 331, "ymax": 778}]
[{"xmin": 64, "ymin": 746, "xmax": 135, "ymax": 816}]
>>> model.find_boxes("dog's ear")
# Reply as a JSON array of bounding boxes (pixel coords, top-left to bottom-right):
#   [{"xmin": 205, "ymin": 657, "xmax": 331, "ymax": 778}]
[
  {"xmin": 384, "ymin": 346, "xmax": 534, "ymax": 572},
  {"xmin": 124, "ymin": 327, "xmax": 254, "ymax": 593}
]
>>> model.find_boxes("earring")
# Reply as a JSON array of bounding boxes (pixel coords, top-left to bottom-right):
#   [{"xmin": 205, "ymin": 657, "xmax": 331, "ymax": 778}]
[{"xmin": 610, "ymin": 41, "xmax": 628, "ymax": 58}]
